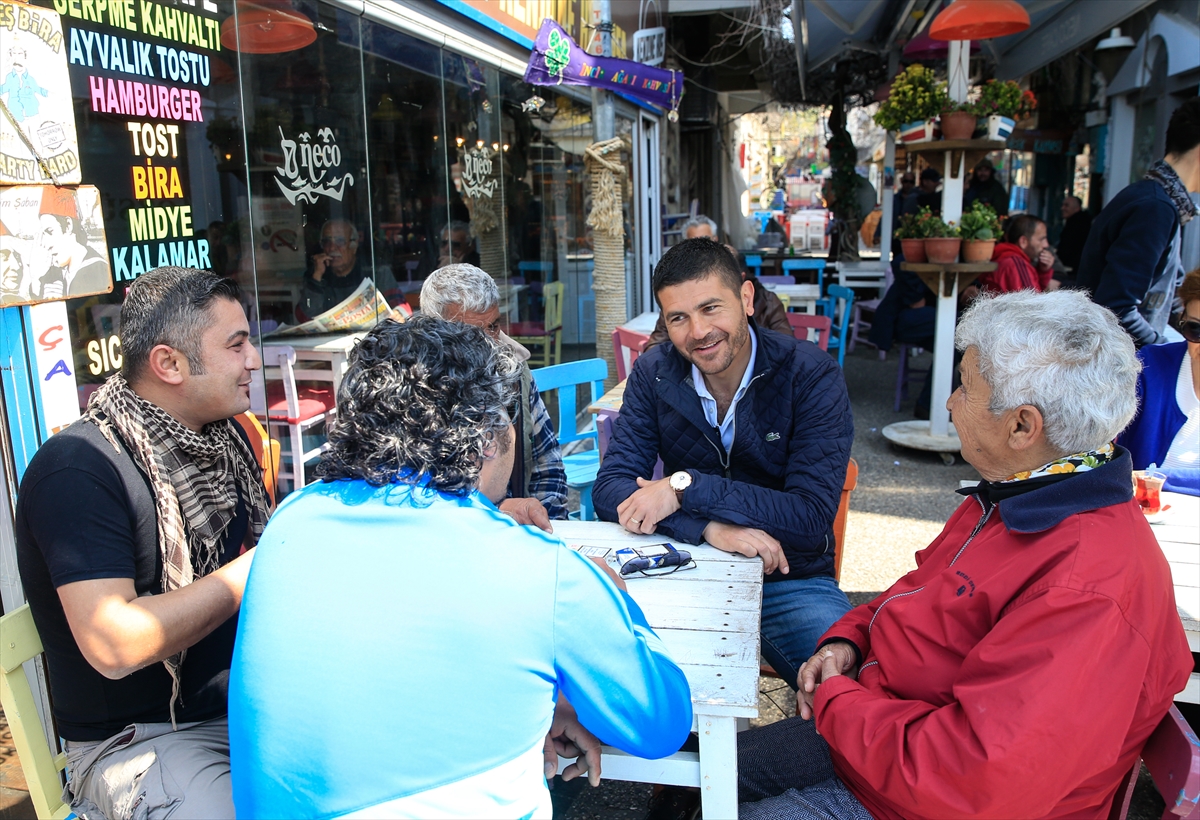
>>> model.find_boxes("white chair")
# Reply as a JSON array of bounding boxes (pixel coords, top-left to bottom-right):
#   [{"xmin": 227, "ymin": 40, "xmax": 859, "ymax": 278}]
[{"xmin": 253, "ymin": 345, "xmax": 335, "ymax": 494}]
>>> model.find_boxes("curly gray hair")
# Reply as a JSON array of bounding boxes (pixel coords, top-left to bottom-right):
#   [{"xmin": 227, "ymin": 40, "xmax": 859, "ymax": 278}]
[
  {"xmin": 955, "ymin": 289, "xmax": 1140, "ymax": 455},
  {"xmin": 318, "ymin": 314, "xmax": 521, "ymax": 493},
  {"xmin": 420, "ymin": 264, "xmax": 500, "ymax": 319}
]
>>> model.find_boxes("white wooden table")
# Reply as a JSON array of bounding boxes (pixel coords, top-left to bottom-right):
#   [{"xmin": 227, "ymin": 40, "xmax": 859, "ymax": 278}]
[
  {"xmin": 761, "ymin": 282, "xmax": 821, "ymax": 314},
  {"xmin": 552, "ymin": 521, "xmax": 763, "ymax": 818},
  {"xmin": 259, "ymin": 332, "xmax": 365, "ymax": 395},
  {"xmin": 1153, "ymin": 491, "xmax": 1199, "ymax": 704}
]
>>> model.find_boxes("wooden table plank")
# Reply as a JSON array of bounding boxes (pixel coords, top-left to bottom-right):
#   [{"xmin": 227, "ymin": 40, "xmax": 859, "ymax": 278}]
[
  {"xmin": 587, "ymin": 381, "xmax": 626, "ymax": 416},
  {"xmin": 1153, "ymin": 492, "xmax": 1200, "ymax": 704},
  {"xmin": 655, "ymin": 628, "xmax": 759, "ymax": 668}
]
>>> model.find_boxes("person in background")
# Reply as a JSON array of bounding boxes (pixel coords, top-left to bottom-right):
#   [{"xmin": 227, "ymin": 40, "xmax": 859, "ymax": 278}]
[
  {"xmin": 303, "ymin": 218, "xmax": 368, "ymax": 318},
  {"xmin": 965, "ymin": 214, "xmax": 1054, "ymax": 299},
  {"xmin": 15, "ymin": 267, "xmax": 271, "ymax": 820},
  {"xmin": 867, "ymin": 266, "xmax": 937, "ymax": 419},
  {"xmin": 905, "ymin": 167, "xmax": 943, "ymax": 217},
  {"xmin": 37, "ymin": 187, "xmax": 110, "ymax": 299},
  {"xmin": 437, "ymin": 220, "xmax": 481, "ymax": 268},
  {"xmin": 421, "ymin": 264, "xmax": 568, "ymax": 526},
  {"xmin": 894, "ymin": 172, "xmax": 918, "ymax": 217},
  {"xmin": 1078, "ymin": 97, "xmax": 1200, "ymax": 347},
  {"xmin": 1054, "ymin": 195, "xmax": 1092, "ymax": 285},
  {"xmin": 1119, "ymin": 267, "xmax": 1200, "ymax": 496},
  {"xmin": 646, "ymin": 215, "xmax": 792, "ymax": 348},
  {"xmin": 228, "ymin": 316, "xmax": 693, "ymax": 819},
  {"xmin": 963, "ymin": 158, "xmax": 1009, "ymax": 216},
  {"xmin": 736, "ymin": 290, "xmax": 1192, "ymax": 820}
]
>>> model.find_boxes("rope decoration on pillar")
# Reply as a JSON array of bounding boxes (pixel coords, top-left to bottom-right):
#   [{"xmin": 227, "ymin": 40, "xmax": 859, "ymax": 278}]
[{"xmin": 585, "ymin": 137, "xmax": 629, "ymax": 388}]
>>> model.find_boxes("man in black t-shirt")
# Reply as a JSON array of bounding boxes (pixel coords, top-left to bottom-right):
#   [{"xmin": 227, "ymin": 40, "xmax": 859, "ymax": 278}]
[{"xmin": 15, "ymin": 267, "xmax": 272, "ymax": 820}]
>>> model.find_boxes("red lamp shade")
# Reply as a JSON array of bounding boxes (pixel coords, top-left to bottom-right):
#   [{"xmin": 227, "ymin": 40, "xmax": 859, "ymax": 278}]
[
  {"xmin": 929, "ymin": 0, "xmax": 1030, "ymax": 41},
  {"xmin": 220, "ymin": 0, "xmax": 317, "ymax": 54},
  {"xmin": 903, "ymin": 31, "xmax": 981, "ymax": 60}
]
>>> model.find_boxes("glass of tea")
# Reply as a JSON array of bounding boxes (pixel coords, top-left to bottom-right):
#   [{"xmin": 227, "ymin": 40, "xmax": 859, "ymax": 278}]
[{"xmin": 1134, "ymin": 470, "xmax": 1167, "ymax": 515}]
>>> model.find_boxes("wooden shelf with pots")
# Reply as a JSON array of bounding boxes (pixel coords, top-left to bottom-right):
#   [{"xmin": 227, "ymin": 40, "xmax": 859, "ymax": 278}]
[
  {"xmin": 901, "ymin": 261, "xmax": 996, "ymax": 296},
  {"xmin": 903, "ymin": 139, "xmax": 1007, "ymax": 178}
]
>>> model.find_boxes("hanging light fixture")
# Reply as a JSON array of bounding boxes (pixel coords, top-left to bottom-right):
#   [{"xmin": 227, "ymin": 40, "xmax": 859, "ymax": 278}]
[
  {"xmin": 220, "ymin": 0, "xmax": 316, "ymax": 54},
  {"xmin": 929, "ymin": 0, "xmax": 1030, "ymax": 41},
  {"xmin": 1093, "ymin": 27, "xmax": 1136, "ymax": 84}
]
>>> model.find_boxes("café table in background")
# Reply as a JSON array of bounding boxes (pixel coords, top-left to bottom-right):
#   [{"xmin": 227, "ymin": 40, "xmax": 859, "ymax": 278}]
[
  {"xmin": 259, "ymin": 331, "xmax": 365, "ymax": 396},
  {"xmin": 552, "ymin": 521, "xmax": 762, "ymax": 818}
]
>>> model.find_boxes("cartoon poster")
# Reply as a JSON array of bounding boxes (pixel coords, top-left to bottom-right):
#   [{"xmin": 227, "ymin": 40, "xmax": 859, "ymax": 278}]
[
  {"xmin": 0, "ymin": 185, "xmax": 113, "ymax": 306},
  {"xmin": 0, "ymin": 1, "xmax": 81, "ymax": 185}
]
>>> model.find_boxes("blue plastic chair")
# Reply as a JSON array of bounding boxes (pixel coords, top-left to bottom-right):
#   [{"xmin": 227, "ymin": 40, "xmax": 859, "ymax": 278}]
[
  {"xmin": 529, "ymin": 357, "xmax": 608, "ymax": 520},
  {"xmin": 744, "ymin": 254, "xmax": 763, "ymax": 278},
  {"xmin": 781, "ymin": 258, "xmax": 825, "ymax": 291},
  {"xmin": 823, "ymin": 284, "xmax": 855, "ymax": 367}
]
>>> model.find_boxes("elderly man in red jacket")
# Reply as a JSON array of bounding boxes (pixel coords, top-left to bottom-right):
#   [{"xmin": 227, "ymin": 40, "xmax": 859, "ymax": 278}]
[
  {"xmin": 736, "ymin": 289, "xmax": 1193, "ymax": 820},
  {"xmin": 964, "ymin": 215, "xmax": 1055, "ymax": 303}
]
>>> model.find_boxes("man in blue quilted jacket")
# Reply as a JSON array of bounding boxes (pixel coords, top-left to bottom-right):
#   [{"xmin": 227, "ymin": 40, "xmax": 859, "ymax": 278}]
[{"xmin": 594, "ymin": 238, "xmax": 855, "ymax": 685}]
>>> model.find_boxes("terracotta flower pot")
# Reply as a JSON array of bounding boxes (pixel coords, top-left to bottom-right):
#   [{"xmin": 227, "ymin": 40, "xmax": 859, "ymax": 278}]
[
  {"xmin": 924, "ymin": 237, "xmax": 962, "ymax": 264},
  {"xmin": 961, "ymin": 239, "xmax": 996, "ymax": 263},
  {"xmin": 940, "ymin": 111, "xmax": 976, "ymax": 140},
  {"xmin": 900, "ymin": 238, "xmax": 927, "ymax": 263}
]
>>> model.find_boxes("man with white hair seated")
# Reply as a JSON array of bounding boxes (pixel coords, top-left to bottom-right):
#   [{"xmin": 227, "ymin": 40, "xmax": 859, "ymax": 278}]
[
  {"xmin": 421, "ymin": 264, "xmax": 567, "ymax": 528},
  {"xmin": 646, "ymin": 215, "xmax": 792, "ymax": 349},
  {"xmin": 734, "ymin": 289, "xmax": 1193, "ymax": 820}
]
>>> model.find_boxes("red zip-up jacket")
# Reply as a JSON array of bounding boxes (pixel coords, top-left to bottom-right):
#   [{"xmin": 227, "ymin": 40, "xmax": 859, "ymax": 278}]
[
  {"xmin": 814, "ymin": 450, "xmax": 1192, "ymax": 819},
  {"xmin": 976, "ymin": 241, "xmax": 1054, "ymax": 293}
]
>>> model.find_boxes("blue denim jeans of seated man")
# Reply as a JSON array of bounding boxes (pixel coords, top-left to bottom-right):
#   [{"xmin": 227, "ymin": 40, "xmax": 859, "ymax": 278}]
[{"xmin": 760, "ymin": 576, "xmax": 853, "ymax": 688}]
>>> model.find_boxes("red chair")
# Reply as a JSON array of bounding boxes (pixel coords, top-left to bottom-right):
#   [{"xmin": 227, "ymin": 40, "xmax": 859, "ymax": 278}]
[
  {"xmin": 612, "ymin": 327, "xmax": 650, "ymax": 381},
  {"xmin": 1109, "ymin": 705, "xmax": 1200, "ymax": 820},
  {"xmin": 258, "ymin": 345, "xmax": 336, "ymax": 494},
  {"xmin": 787, "ymin": 313, "xmax": 832, "ymax": 351}
]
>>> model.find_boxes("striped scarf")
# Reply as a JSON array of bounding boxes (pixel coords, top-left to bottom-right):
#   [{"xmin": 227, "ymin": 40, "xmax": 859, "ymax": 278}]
[
  {"xmin": 1145, "ymin": 159, "xmax": 1197, "ymax": 226},
  {"xmin": 83, "ymin": 374, "xmax": 271, "ymax": 725}
]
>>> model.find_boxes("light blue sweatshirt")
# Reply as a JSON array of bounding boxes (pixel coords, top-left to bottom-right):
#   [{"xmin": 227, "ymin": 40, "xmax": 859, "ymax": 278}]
[{"xmin": 229, "ymin": 479, "xmax": 692, "ymax": 819}]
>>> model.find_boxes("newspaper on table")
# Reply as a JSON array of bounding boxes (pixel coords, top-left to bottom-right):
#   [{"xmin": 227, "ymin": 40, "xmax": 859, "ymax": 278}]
[{"xmin": 266, "ymin": 278, "xmax": 395, "ymax": 337}]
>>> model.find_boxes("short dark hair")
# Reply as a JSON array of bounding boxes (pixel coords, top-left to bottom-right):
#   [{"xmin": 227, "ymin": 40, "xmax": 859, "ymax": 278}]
[
  {"xmin": 1064, "ymin": 194, "xmax": 1082, "ymax": 208},
  {"xmin": 652, "ymin": 237, "xmax": 742, "ymax": 304},
  {"xmin": 317, "ymin": 314, "xmax": 521, "ymax": 493},
  {"xmin": 1165, "ymin": 97, "xmax": 1200, "ymax": 158},
  {"xmin": 1003, "ymin": 214, "xmax": 1045, "ymax": 245},
  {"xmin": 120, "ymin": 267, "xmax": 241, "ymax": 383},
  {"xmin": 46, "ymin": 214, "xmax": 89, "ymax": 246}
]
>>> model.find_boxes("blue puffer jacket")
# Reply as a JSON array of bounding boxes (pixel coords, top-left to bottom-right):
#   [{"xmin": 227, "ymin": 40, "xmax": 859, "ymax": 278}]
[{"xmin": 594, "ymin": 323, "xmax": 854, "ymax": 581}]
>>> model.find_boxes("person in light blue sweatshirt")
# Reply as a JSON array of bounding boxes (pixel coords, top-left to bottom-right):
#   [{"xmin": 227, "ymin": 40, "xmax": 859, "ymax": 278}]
[{"xmin": 228, "ymin": 315, "xmax": 693, "ymax": 819}]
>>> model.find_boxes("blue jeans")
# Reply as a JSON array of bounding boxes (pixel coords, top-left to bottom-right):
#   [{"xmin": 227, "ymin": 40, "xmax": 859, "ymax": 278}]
[{"xmin": 760, "ymin": 576, "xmax": 852, "ymax": 687}]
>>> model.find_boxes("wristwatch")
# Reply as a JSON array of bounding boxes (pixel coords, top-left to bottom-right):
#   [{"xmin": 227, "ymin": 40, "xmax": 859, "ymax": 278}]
[{"xmin": 669, "ymin": 470, "xmax": 692, "ymax": 504}]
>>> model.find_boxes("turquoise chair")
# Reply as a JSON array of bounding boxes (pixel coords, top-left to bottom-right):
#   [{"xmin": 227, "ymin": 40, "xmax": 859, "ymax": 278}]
[
  {"xmin": 529, "ymin": 357, "xmax": 608, "ymax": 520},
  {"xmin": 823, "ymin": 284, "xmax": 855, "ymax": 368},
  {"xmin": 744, "ymin": 254, "xmax": 763, "ymax": 278},
  {"xmin": 781, "ymin": 258, "xmax": 825, "ymax": 292}
]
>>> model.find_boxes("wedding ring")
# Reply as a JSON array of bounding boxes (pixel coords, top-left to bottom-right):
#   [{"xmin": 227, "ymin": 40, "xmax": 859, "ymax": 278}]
[{"xmin": 630, "ymin": 518, "xmax": 642, "ymax": 525}]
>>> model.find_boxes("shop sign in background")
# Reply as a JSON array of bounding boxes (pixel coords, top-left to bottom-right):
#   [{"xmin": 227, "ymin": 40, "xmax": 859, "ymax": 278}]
[{"xmin": 0, "ymin": 0, "xmax": 81, "ymax": 185}]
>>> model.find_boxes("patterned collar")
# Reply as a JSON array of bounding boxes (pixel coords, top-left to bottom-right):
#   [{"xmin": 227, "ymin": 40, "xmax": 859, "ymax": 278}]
[
  {"xmin": 1145, "ymin": 159, "xmax": 1198, "ymax": 225},
  {"xmin": 1000, "ymin": 441, "xmax": 1115, "ymax": 483}
]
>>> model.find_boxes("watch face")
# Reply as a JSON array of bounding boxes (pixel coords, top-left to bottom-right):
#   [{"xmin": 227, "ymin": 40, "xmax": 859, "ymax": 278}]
[{"xmin": 670, "ymin": 471, "xmax": 690, "ymax": 490}]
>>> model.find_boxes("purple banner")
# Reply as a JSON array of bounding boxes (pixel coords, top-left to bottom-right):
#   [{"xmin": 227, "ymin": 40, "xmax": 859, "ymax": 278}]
[{"xmin": 523, "ymin": 19, "xmax": 683, "ymax": 113}]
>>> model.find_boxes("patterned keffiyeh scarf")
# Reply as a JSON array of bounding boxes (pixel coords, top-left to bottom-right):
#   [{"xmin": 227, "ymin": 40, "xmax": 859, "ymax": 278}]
[
  {"xmin": 83, "ymin": 374, "xmax": 272, "ymax": 725},
  {"xmin": 1146, "ymin": 159, "xmax": 1198, "ymax": 226},
  {"xmin": 1001, "ymin": 441, "xmax": 1115, "ymax": 483}
]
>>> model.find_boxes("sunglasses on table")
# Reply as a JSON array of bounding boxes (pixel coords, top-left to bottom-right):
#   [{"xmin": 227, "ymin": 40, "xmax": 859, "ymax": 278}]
[{"xmin": 1179, "ymin": 318, "xmax": 1200, "ymax": 344}]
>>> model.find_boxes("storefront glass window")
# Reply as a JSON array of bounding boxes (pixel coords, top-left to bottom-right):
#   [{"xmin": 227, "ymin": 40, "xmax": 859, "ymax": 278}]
[{"xmin": 231, "ymin": 1, "xmax": 375, "ymax": 333}]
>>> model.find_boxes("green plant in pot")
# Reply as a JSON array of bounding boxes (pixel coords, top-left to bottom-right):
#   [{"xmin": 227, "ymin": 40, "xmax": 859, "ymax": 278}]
[
  {"xmin": 923, "ymin": 213, "xmax": 962, "ymax": 264},
  {"xmin": 874, "ymin": 65, "xmax": 950, "ymax": 140},
  {"xmin": 958, "ymin": 201, "xmax": 1001, "ymax": 262},
  {"xmin": 975, "ymin": 80, "xmax": 1036, "ymax": 140},
  {"xmin": 896, "ymin": 207, "xmax": 937, "ymax": 262}
]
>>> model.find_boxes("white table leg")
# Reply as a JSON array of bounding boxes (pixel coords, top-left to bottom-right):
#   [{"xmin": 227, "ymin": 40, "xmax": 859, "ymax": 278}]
[
  {"xmin": 698, "ymin": 715, "xmax": 739, "ymax": 819},
  {"xmin": 928, "ymin": 269, "xmax": 960, "ymax": 438}
]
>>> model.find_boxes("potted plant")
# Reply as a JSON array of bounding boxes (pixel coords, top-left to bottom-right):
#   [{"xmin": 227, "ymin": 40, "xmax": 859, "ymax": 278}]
[
  {"xmin": 958, "ymin": 201, "xmax": 1001, "ymax": 262},
  {"xmin": 976, "ymin": 80, "xmax": 1037, "ymax": 140},
  {"xmin": 874, "ymin": 65, "xmax": 950, "ymax": 144},
  {"xmin": 895, "ymin": 208, "xmax": 934, "ymax": 262},
  {"xmin": 923, "ymin": 215, "xmax": 961, "ymax": 264},
  {"xmin": 940, "ymin": 101, "xmax": 978, "ymax": 141}
]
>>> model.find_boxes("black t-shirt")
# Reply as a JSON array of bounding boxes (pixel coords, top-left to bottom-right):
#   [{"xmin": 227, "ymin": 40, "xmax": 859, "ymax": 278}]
[{"xmin": 14, "ymin": 419, "xmax": 248, "ymax": 741}]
